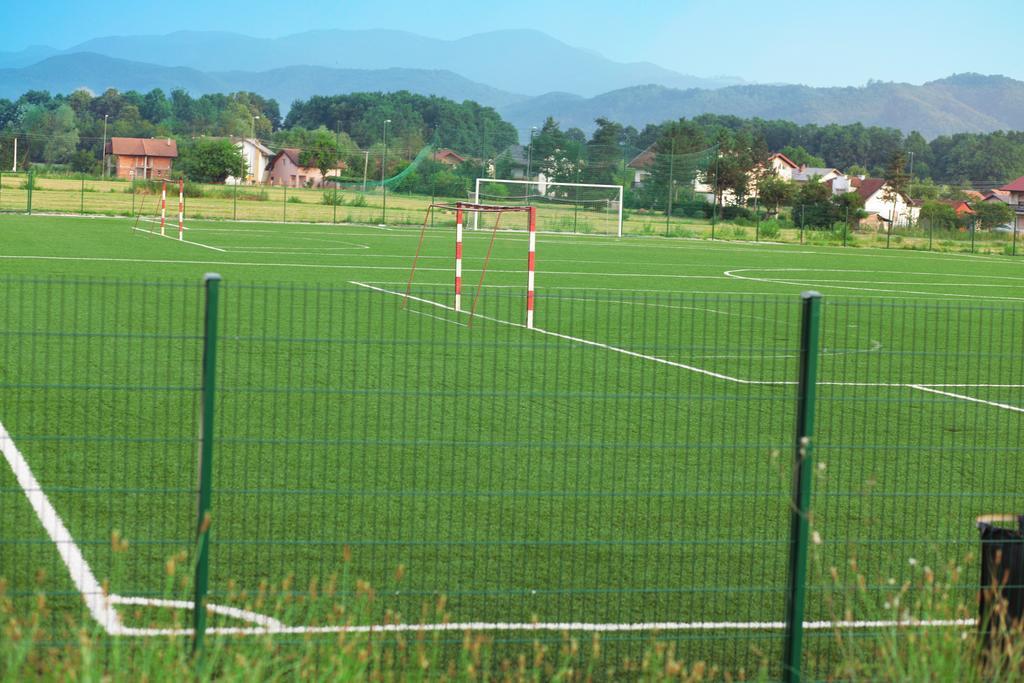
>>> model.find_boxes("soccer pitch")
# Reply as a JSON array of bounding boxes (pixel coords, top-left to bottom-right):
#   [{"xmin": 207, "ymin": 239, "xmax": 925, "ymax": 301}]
[{"xmin": 2, "ymin": 212, "xmax": 1022, "ymax": 674}]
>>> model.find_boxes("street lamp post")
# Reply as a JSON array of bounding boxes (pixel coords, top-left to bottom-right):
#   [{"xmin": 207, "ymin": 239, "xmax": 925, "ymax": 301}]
[
  {"xmin": 381, "ymin": 119, "xmax": 391, "ymax": 226},
  {"xmin": 526, "ymin": 126, "xmax": 537, "ymax": 182},
  {"xmin": 101, "ymin": 114, "xmax": 109, "ymax": 178}
]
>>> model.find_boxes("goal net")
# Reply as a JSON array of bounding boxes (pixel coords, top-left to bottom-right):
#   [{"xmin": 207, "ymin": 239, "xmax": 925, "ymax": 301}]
[
  {"xmin": 473, "ymin": 178, "xmax": 623, "ymax": 237},
  {"xmin": 405, "ymin": 202, "xmax": 538, "ymax": 329}
]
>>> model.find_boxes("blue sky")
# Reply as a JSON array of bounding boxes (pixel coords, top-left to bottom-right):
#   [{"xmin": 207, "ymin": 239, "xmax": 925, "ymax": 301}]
[{"xmin": 1, "ymin": 0, "xmax": 1014, "ymax": 86}]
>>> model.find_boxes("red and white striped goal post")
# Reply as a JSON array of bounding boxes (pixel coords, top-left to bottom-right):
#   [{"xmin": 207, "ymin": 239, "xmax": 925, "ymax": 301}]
[{"xmin": 406, "ymin": 202, "xmax": 538, "ymax": 329}]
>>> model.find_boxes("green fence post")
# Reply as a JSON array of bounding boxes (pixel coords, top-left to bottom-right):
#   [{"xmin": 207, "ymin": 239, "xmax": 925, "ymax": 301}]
[
  {"xmin": 1013, "ymin": 222, "xmax": 1018, "ymax": 257},
  {"xmin": 333, "ymin": 182, "xmax": 338, "ymax": 224},
  {"xmin": 755, "ymin": 195, "xmax": 760, "ymax": 242},
  {"xmin": 26, "ymin": 170, "xmax": 32, "ymax": 215},
  {"xmin": 233, "ymin": 181, "xmax": 238, "ymax": 221},
  {"xmin": 782, "ymin": 290, "xmax": 822, "ymax": 683},
  {"xmin": 193, "ymin": 272, "xmax": 220, "ymax": 656},
  {"xmin": 80, "ymin": 174, "xmax": 85, "ymax": 215},
  {"xmin": 131, "ymin": 180, "xmax": 135, "ymax": 216},
  {"xmin": 970, "ymin": 218, "xmax": 976, "ymax": 253},
  {"xmin": 283, "ymin": 184, "xmax": 287, "ymax": 223},
  {"xmin": 928, "ymin": 218, "xmax": 933, "ymax": 252},
  {"xmin": 799, "ymin": 205, "xmax": 805, "ymax": 244}
]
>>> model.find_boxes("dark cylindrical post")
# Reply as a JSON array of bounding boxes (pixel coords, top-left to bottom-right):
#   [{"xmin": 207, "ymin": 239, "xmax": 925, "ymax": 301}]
[
  {"xmin": 928, "ymin": 217, "xmax": 933, "ymax": 251},
  {"xmin": 80, "ymin": 174, "xmax": 85, "ymax": 214},
  {"xmin": 131, "ymin": 180, "xmax": 135, "ymax": 216},
  {"xmin": 1013, "ymin": 220, "xmax": 1018, "ymax": 257},
  {"xmin": 26, "ymin": 170, "xmax": 33, "ymax": 214},
  {"xmin": 800, "ymin": 205, "xmax": 805, "ymax": 244},
  {"xmin": 193, "ymin": 273, "xmax": 221, "ymax": 655},
  {"xmin": 283, "ymin": 184, "xmax": 287, "ymax": 222},
  {"xmin": 755, "ymin": 194, "xmax": 760, "ymax": 242},
  {"xmin": 233, "ymin": 180, "xmax": 238, "ymax": 221},
  {"xmin": 782, "ymin": 291, "xmax": 822, "ymax": 683},
  {"xmin": 971, "ymin": 218, "xmax": 976, "ymax": 253},
  {"xmin": 333, "ymin": 182, "xmax": 338, "ymax": 224},
  {"xmin": 843, "ymin": 206, "xmax": 849, "ymax": 247}
]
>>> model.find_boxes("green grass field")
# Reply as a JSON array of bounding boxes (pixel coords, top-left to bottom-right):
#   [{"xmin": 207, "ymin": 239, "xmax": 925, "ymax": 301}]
[{"xmin": 2, "ymin": 211, "xmax": 1022, "ymax": 677}]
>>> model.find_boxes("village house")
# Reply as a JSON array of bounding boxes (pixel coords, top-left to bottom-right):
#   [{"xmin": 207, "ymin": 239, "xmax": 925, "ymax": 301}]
[
  {"xmin": 791, "ymin": 165, "xmax": 847, "ymax": 185},
  {"xmin": 854, "ymin": 177, "xmax": 917, "ymax": 228},
  {"xmin": 266, "ymin": 148, "xmax": 344, "ymax": 188},
  {"xmin": 432, "ymin": 148, "xmax": 466, "ymax": 166},
  {"xmin": 1000, "ymin": 176, "xmax": 1024, "ymax": 230},
  {"xmin": 104, "ymin": 137, "xmax": 178, "ymax": 180},
  {"xmin": 226, "ymin": 137, "xmax": 273, "ymax": 185},
  {"xmin": 765, "ymin": 153, "xmax": 798, "ymax": 181}
]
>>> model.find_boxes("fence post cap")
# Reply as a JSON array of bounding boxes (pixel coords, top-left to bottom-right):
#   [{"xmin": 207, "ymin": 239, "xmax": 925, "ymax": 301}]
[
  {"xmin": 801, "ymin": 291, "xmax": 822, "ymax": 300},
  {"xmin": 203, "ymin": 273, "xmax": 222, "ymax": 283}
]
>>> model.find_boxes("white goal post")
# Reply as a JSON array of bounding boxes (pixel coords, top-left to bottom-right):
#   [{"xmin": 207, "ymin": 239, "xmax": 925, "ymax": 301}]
[{"xmin": 473, "ymin": 178, "xmax": 624, "ymax": 238}]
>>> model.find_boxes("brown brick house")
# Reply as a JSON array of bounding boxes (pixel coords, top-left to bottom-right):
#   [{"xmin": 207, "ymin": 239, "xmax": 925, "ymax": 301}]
[
  {"xmin": 266, "ymin": 148, "xmax": 344, "ymax": 187},
  {"xmin": 105, "ymin": 137, "xmax": 178, "ymax": 180}
]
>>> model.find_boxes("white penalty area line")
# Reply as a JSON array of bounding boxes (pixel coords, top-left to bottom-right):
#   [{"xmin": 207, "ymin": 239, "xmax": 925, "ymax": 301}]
[
  {"xmin": 352, "ymin": 283, "xmax": 1024, "ymax": 412},
  {"xmin": 910, "ymin": 385, "xmax": 1024, "ymax": 413},
  {"xmin": 131, "ymin": 226, "xmax": 226, "ymax": 252}
]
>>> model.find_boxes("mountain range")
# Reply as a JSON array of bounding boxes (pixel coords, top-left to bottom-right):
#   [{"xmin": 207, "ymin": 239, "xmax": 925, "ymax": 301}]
[{"xmin": 1, "ymin": 30, "xmax": 1022, "ymax": 140}]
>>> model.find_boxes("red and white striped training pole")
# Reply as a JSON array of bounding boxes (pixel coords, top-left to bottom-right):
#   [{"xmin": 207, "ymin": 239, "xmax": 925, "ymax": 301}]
[
  {"xmin": 526, "ymin": 206, "xmax": 537, "ymax": 329},
  {"xmin": 159, "ymin": 180, "xmax": 167, "ymax": 236},
  {"xmin": 177, "ymin": 178, "xmax": 184, "ymax": 241},
  {"xmin": 454, "ymin": 202, "xmax": 464, "ymax": 312}
]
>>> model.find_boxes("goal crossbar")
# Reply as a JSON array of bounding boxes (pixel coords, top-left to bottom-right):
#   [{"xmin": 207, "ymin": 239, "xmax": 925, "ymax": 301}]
[{"xmin": 473, "ymin": 178, "xmax": 623, "ymax": 237}]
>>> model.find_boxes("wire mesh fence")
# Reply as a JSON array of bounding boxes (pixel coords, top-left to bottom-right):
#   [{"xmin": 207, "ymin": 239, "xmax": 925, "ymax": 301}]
[{"xmin": 1, "ymin": 275, "xmax": 1022, "ymax": 677}]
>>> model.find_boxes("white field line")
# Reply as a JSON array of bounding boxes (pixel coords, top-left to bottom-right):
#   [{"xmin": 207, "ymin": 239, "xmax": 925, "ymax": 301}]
[
  {"xmin": 106, "ymin": 617, "xmax": 978, "ymax": 638},
  {"xmin": 407, "ymin": 307, "xmax": 467, "ymax": 327},
  {"xmin": 0, "ymin": 382, "xmax": 993, "ymax": 637},
  {"xmin": 0, "ymin": 254, "xmax": 731, "ymax": 281},
  {"xmin": 0, "ymin": 419, "xmax": 123, "ymax": 634},
  {"xmin": 131, "ymin": 227, "xmax": 227, "ymax": 253},
  {"xmin": 725, "ymin": 269, "xmax": 1024, "ymax": 303},
  {"xmin": 353, "ymin": 282, "xmax": 748, "ymax": 384},
  {"xmin": 910, "ymin": 385, "xmax": 1024, "ymax": 413},
  {"xmin": 354, "ymin": 283, "xmax": 1024, "ymax": 397}
]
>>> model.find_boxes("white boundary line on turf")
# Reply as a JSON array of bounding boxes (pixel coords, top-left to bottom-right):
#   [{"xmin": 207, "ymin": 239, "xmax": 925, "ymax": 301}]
[
  {"xmin": 0, "ymin": 397, "xmax": 991, "ymax": 637},
  {"xmin": 131, "ymin": 227, "xmax": 227, "ymax": 252},
  {"xmin": 910, "ymin": 385, "xmax": 1024, "ymax": 413},
  {"xmin": 725, "ymin": 269, "xmax": 1024, "ymax": 303},
  {"xmin": 103, "ymin": 617, "xmax": 978, "ymax": 638},
  {"xmin": 0, "ymin": 419, "xmax": 123, "ymax": 634},
  {"xmin": 354, "ymin": 283, "xmax": 1024, "ymax": 400}
]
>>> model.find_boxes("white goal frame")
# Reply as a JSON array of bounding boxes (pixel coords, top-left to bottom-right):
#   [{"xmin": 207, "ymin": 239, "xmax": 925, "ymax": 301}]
[{"xmin": 473, "ymin": 178, "xmax": 624, "ymax": 238}]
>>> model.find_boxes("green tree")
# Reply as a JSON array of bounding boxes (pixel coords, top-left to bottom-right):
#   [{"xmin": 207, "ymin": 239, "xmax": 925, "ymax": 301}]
[
  {"xmin": 918, "ymin": 201, "xmax": 959, "ymax": 231},
  {"xmin": 21, "ymin": 104, "xmax": 79, "ymax": 163},
  {"xmin": 178, "ymin": 138, "xmax": 245, "ymax": 183},
  {"xmin": 781, "ymin": 145, "xmax": 826, "ymax": 168},
  {"xmin": 299, "ymin": 128, "xmax": 344, "ymax": 179},
  {"xmin": 974, "ymin": 201, "xmax": 1015, "ymax": 230},
  {"xmin": 794, "ymin": 180, "xmax": 836, "ymax": 228},
  {"xmin": 883, "ymin": 150, "xmax": 910, "ymax": 224},
  {"xmin": 757, "ymin": 175, "xmax": 796, "ymax": 215}
]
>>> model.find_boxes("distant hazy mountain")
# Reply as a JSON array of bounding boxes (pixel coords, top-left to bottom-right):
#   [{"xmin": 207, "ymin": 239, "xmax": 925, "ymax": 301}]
[
  {"xmin": 0, "ymin": 29, "xmax": 740, "ymax": 98},
  {"xmin": 0, "ymin": 53, "xmax": 525, "ymax": 109},
  {"xmin": 499, "ymin": 74, "xmax": 1024, "ymax": 138}
]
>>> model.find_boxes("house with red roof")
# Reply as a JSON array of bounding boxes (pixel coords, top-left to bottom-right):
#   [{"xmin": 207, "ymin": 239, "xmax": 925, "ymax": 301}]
[
  {"xmin": 855, "ymin": 177, "xmax": 917, "ymax": 228},
  {"xmin": 104, "ymin": 137, "xmax": 178, "ymax": 180},
  {"xmin": 432, "ymin": 148, "xmax": 466, "ymax": 166},
  {"xmin": 999, "ymin": 176, "xmax": 1024, "ymax": 230},
  {"xmin": 266, "ymin": 148, "xmax": 345, "ymax": 188}
]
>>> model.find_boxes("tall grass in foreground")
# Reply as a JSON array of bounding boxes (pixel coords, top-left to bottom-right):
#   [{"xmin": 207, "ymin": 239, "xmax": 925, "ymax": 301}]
[{"xmin": 6, "ymin": 559, "xmax": 1024, "ymax": 681}]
